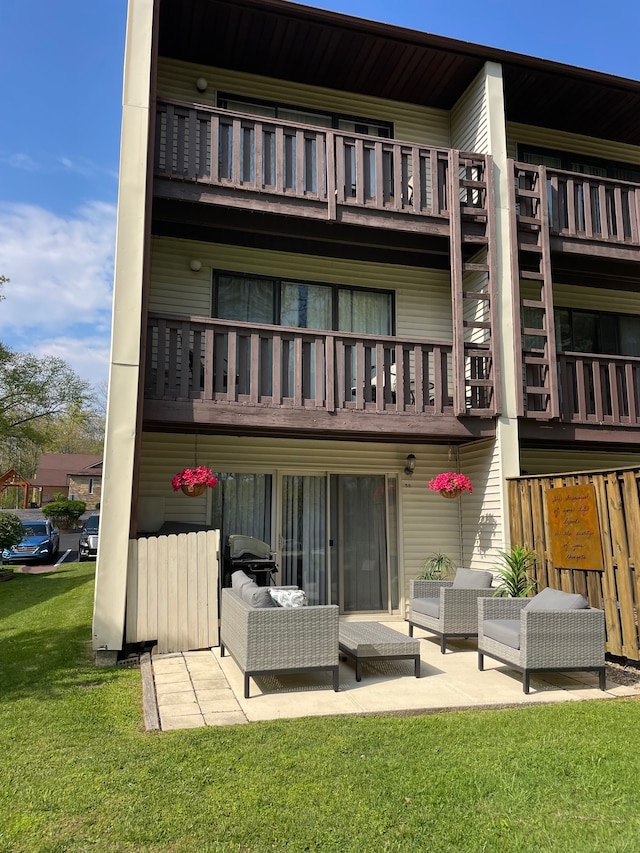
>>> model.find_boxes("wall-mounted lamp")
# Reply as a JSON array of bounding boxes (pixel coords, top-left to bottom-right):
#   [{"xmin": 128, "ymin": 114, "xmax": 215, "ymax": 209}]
[
  {"xmin": 195, "ymin": 77, "xmax": 208, "ymax": 93},
  {"xmin": 189, "ymin": 259, "xmax": 202, "ymax": 272},
  {"xmin": 404, "ymin": 453, "xmax": 416, "ymax": 476}
]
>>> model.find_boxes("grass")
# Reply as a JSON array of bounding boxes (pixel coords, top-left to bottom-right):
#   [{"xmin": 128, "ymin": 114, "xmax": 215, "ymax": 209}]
[{"xmin": 1, "ymin": 563, "xmax": 639, "ymax": 853}]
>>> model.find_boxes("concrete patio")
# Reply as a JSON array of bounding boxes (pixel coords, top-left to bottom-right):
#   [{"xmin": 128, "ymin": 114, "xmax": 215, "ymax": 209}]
[{"xmin": 144, "ymin": 619, "xmax": 640, "ymax": 730}]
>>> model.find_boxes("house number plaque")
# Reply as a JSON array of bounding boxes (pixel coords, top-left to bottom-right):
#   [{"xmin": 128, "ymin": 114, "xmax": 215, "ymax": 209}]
[{"xmin": 546, "ymin": 484, "xmax": 603, "ymax": 571}]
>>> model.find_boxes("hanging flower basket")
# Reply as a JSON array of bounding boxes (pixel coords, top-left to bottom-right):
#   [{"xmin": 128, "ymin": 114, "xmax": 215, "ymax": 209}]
[
  {"xmin": 171, "ymin": 466, "xmax": 218, "ymax": 496},
  {"xmin": 428, "ymin": 472, "xmax": 472, "ymax": 498}
]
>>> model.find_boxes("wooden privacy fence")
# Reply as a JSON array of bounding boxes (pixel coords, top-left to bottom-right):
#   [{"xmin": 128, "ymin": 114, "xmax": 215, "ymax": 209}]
[
  {"xmin": 508, "ymin": 468, "xmax": 640, "ymax": 661},
  {"xmin": 125, "ymin": 530, "xmax": 220, "ymax": 654}
]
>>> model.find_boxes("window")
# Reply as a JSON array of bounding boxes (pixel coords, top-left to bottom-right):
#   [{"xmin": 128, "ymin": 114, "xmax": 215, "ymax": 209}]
[
  {"xmin": 554, "ymin": 308, "xmax": 640, "ymax": 357},
  {"xmin": 88, "ymin": 478, "xmax": 94, "ymax": 495},
  {"xmin": 218, "ymin": 94, "xmax": 392, "ymax": 138},
  {"xmin": 214, "ymin": 272, "xmax": 394, "ymax": 336}
]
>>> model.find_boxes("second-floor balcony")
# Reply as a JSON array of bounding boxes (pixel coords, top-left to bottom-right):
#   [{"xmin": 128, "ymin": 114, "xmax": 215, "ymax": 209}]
[
  {"xmin": 524, "ymin": 350, "xmax": 640, "ymax": 428},
  {"xmin": 154, "ymin": 100, "xmax": 490, "ymax": 237},
  {"xmin": 143, "ymin": 313, "xmax": 496, "ymax": 440}
]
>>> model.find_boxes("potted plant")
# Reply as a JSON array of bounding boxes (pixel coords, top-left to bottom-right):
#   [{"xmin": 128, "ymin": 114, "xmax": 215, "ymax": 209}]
[
  {"xmin": 493, "ymin": 544, "xmax": 538, "ymax": 597},
  {"xmin": 418, "ymin": 553, "xmax": 455, "ymax": 580},
  {"xmin": 428, "ymin": 472, "xmax": 473, "ymax": 499},
  {"xmin": 0, "ymin": 512, "xmax": 24, "ymax": 580},
  {"xmin": 171, "ymin": 466, "xmax": 219, "ymax": 497}
]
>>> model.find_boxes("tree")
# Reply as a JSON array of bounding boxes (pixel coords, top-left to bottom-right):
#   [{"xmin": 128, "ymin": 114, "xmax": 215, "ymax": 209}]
[
  {"xmin": 42, "ymin": 400, "xmax": 105, "ymax": 454},
  {"xmin": 0, "ymin": 344, "xmax": 92, "ymax": 449},
  {"xmin": 0, "ymin": 512, "xmax": 23, "ymax": 551}
]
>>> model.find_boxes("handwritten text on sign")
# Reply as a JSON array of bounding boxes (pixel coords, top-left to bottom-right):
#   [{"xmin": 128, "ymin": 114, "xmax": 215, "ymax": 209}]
[{"xmin": 546, "ymin": 484, "xmax": 603, "ymax": 571}]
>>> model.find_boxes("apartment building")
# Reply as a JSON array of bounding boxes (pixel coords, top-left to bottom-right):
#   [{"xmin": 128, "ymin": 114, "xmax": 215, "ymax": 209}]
[{"xmin": 92, "ymin": 0, "xmax": 640, "ymax": 657}]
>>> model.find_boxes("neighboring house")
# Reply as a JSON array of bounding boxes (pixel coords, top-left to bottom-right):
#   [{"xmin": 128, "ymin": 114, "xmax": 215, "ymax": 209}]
[
  {"xmin": 31, "ymin": 454, "xmax": 102, "ymax": 510},
  {"xmin": 93, "ymin": 0, "xmax": 640, "ymax": 658}
]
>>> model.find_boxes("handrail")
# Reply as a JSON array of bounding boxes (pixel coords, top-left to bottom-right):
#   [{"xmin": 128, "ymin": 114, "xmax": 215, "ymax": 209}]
[
  {"xmin": 513, "ymin": 160, "xmax": 640, "ymax": 246},
  {"xmin": 144, "ymin": 313, "xmax": 494, "ymax": 416},
  {"xmin": 155, "ymin": 100, "xmax": 489, "ymax": 220}
]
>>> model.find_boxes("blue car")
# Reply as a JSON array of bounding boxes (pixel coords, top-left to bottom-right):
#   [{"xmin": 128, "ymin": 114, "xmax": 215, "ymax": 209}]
[{"xmin": 2, "ymin": 520, "xmax": 60, "ymax": 564}]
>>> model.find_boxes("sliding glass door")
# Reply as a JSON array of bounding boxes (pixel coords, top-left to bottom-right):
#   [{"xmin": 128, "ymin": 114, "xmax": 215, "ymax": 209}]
[{"xmin": 278, "ymin": 473, "xmax": 398, "ymax": 612}]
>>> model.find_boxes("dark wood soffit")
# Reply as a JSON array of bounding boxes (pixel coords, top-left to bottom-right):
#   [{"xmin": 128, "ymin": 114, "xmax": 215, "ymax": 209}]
[
  {"xmin": 158, "ymin": 0, "xmax": 640, "ymax": 146},
  {"xmin": 519, "ymin": 421, "xmax": 640, "ymax": 448},
  {"xmin": 550, "ymin": 253, "xmax": 640, "ymax": 292},
  {"xmin": 151, "ymin": 199, "xmax": 452, "ymax": 268},
  {"xmin": 142, "ymin": 419, "xmax": 496, "ymax": 446}
]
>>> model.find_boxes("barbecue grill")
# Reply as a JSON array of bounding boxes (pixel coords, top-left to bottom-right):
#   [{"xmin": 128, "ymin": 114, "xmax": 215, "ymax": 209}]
[{"xmin": 223, "ymin": 535, "xmax": 278, "ymax": 587}]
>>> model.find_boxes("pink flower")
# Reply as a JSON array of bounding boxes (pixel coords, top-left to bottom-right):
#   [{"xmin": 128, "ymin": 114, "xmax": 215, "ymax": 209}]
[
  {"xmin": 171, "ymin": 467, "xmax": 219, "ymax": 491},
  {"xmin": 428, "ymin": 472, "xmax": 473, "ymax": 494}
]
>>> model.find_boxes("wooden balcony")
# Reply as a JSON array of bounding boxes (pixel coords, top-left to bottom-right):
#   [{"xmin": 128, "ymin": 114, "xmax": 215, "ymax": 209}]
[
  {"xmin": 154, "ymin": 100, "xmax": 491, "ymax": 237},
  {"xmin": 513, "ymin": 161, "xmax": 640, "ymax": 260},
  {"xmin": 143, "ymin": 313, "xmax": 496, "ymax": 440},
  {"xmin": 524, "ymin": 351, "xmax": 640, "ymax": 427}
]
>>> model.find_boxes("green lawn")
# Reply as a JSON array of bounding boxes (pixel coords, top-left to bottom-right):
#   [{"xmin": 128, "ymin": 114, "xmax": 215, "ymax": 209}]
[{"xmin": 1, "ymin": 562, "xmax": 639, "ymax": 853}]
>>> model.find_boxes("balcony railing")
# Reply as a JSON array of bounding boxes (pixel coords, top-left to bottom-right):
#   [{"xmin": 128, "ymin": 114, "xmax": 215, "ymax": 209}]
[
  {"xmin": 155, "ymin": 100, "xmax": 490, "ymax": 221},
  {"xmin": 144, "ymin": 314, "xmax": 495, "ymax": 417},
  {"xmin": 514, "ymin": 161, "xmax": 640, "ymax": 247},
  {"xmin": 525, "ymin": 350, "xmax": 640, "ymax": 425}
]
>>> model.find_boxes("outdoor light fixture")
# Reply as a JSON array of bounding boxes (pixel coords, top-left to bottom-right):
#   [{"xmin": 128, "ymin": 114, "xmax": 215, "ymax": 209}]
[
  {"xmin": 195, "ymin": 77, "xmax": 208, "ymax": 93},
  {"xmin": 404, "ymin": 453, "xmax": 416, "ymax": 476},
  {"xmin": 189, "ymin": 259, "xmax": 202, "ymax": 272}
]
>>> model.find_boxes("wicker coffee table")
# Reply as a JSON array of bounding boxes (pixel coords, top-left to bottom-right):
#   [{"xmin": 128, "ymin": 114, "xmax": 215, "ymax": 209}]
[{"xmin": 339, "ymin": 621, "xmax": 421, "ymax": 681}]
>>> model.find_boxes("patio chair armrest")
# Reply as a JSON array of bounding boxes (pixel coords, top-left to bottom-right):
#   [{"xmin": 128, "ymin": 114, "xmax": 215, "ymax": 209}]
[
  {"xmin": 479, "ymin": 597, "xmax": 529, "ymax": 621},
  {"xmin": 439, "ymin": 587, "xmax": 494, "ymax": 621},
  {"xmin": 410, "ymin": 580, "xmax": 453, "ymax": 599},
  {"xmin": 520, "ymin": 607, "xmax": 605, "ymax": 668}
]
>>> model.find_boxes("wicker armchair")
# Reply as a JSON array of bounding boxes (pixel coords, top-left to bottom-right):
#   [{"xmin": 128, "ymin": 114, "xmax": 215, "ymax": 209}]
[
  {"xmin": 477, "ymin": 594, "xmax": 606, "ymax": 694},
  {"xmin": 407, "ymin": 569, "xmax": 494, "ymax": 653},
  {"xmin": 220, "ymin": 586, "xmax": 339, "ymax": 698}
]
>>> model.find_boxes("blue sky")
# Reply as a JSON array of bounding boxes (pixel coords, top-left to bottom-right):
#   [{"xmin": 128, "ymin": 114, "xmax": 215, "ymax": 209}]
[{"xmin": 1, "ymin": 0, "xmax": 639, "ymax": 390}]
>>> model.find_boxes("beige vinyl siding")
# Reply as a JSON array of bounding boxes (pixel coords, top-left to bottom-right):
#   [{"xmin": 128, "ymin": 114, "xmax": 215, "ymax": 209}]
[
  {"xmin": 451, "ymin": 68, "xmax": 489, "ymax": 154},
  {"xmin": 150, "ymin": 236, "xmax": 453, "ymax": 341},
  {"xmin": 138, "ymin": 432, "xmax": 468, "ymax": 607},
  {"xmin": 507, "ymin": 122, "xmax": 640, "ymax": 167},
  {"xmin": 520, "ymin": 281, "xmax": 640, "ymax": 315},
  {"xmin": 157, "ymin": 58, "xmax": 451, "ymax": 148},
  {"xmin": 459, "ymin": 438, "xmax": 504, "ymax": 571},
  {"xmin": 520, "ymin": 448, "xmax": 640, "ymax": 476}
]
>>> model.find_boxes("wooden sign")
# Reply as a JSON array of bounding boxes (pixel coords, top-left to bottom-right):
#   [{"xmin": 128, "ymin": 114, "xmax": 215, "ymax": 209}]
[{"xmin": 546, "ymin": 484, "xmax": 603, "ymax": 570}]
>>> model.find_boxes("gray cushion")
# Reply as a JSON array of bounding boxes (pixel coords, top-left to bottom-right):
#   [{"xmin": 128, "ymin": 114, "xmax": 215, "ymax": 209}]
[
  {"xmin": 452, "ymin": 568, "xmax": 493, "ymax": 589},
  {"xmin": 483, "ymin": 619, "xmax": 521, "ymax": 649},
  {"xmin": 243, "ymin": 583, "xmax": 277, "ymax": 608},
  {"xmin": 524, "ymin": 586, "xmax": 589, "ymax": 611},
  {"xmin": 411, "ymin": 597, "xmax": 440, "ymax": 618}
]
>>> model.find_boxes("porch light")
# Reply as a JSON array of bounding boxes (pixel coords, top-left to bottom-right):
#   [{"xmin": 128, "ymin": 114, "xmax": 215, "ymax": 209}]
[
  {"xmin": 189, "ymin": 259, "xmax": 202, "ymax": 272},
  {"xmin": 404, "ymin": 454, "xmax": 416, "ymax": 476},
  {"xmin": 195, "ymin": 77, "xmax": 208, "ymax": 93}
]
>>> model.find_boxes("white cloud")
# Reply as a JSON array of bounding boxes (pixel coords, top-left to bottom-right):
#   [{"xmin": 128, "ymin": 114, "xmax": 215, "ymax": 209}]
[
  {"xmin": 0, "ymin": 201, "xmax": 116, "ymax": 388},
  {"xmin": 0, "ymin": 151, "xmax": 40, "ymax": 171},
  {"xmin": 28, "ymin": 334, "xmax": 112, "ymax": 391}
]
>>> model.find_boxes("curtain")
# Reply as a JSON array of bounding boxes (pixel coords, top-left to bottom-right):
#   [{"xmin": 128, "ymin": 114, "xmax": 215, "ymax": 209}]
[
  {"xmin": 281, "ymin": 475, "xmax": 326, "ymax": 605},
  {"xmin": 211, "ymin": 473, "xmax": 272, "ymax": 550}
]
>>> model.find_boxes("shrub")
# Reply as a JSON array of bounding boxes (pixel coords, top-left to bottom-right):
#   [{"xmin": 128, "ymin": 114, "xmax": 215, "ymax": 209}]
[
  {"xmin": 41, "ymin": 499, "xmax": 86, "ymax": 530},
  {"xmin": 493, "ymin": 545, "xmax": 538, "ymax": 597},
  {"xmin": 0, "ymin": 512, "xmax": 23, "ymax": 551}
]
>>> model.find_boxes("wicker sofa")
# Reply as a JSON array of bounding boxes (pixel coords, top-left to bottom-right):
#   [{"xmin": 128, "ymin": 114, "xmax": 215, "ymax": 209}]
[
  {"xmin": 220, "ymin": 580, "xmax": 339, "ymax": 698},
  {"xmin": 477, "ymin": 587, "xmax": 606, "ymax": 694}
]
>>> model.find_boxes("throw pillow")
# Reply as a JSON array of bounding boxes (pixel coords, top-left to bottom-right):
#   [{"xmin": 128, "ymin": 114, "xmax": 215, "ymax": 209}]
[
  {"xmin": 231, "ymin": 570, "xmax": 253, "ymax": 593},
  {"xmin": 452, "ymin": 567, "xmax": 493, "ymax": 589},
  {"xmin": 269, "ymin": 588, "xmax": 307, "ymax": 608},
  {"xmin": 524, "ymin": 586, "xmax": 589, "ymax": 611}
]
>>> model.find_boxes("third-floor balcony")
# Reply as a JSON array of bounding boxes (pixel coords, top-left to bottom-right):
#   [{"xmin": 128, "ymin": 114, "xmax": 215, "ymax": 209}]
[
  {"xmin": 153, "ymin": 100, "xmax": 491, "ymax": 238},
  {"xmin": 513, "ymin": 161, "xmax": 640, "ymax": 259}
]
